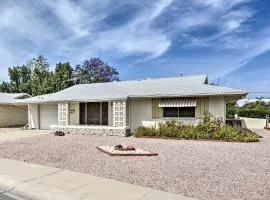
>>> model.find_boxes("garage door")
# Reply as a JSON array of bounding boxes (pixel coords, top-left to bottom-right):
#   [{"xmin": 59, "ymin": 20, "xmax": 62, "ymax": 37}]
[{"xmin": 40, "ymin": 104, "xmax": 58, "ymax": 129}]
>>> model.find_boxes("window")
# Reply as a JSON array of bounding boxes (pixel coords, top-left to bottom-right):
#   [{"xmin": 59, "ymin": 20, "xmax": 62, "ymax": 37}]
[
  {"xmin": 80, "ymin": 102, "xmax": 108, "ymax": 125},
  {"xmin": 163, "ymin": 107, "xmax": 195, "ymax": 118},
  {"xmin": 163, "ymin": 107, "xmax": 178, "ymax": 117},
  {"xmin": 178, "ymin": 107, "xmax": 195, "ymax": 117}
]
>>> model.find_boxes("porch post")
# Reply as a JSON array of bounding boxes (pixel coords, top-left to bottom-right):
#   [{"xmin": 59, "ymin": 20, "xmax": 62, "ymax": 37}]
[
  {"xmin": 58, "ymin": 103, "xmax": 69, "ymax": 126},
  {"xmin": 112, "ymin": 100, "xmax": 126, "ymax": 127}
]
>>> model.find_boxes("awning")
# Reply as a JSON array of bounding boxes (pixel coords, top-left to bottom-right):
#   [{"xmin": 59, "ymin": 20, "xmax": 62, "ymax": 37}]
[{"xmin": 158, "ymin": 98, "xmax": 197, "ymax": 107}]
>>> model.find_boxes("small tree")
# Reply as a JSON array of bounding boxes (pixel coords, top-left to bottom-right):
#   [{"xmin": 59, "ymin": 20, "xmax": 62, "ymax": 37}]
[
  {"xmin": 0, "ymin": 81, "xmax": 11, "ymax": 93},
  {"xmin": 73, "ymin": 58, "xmax": 119, "ymax": 84},
  {"xmin": 26, "ymin": 56, "xmax": 52, "ymax": 95},
  {"xmin": 52, "ymin": 62, "xmax": 73, "ymax": 92}
]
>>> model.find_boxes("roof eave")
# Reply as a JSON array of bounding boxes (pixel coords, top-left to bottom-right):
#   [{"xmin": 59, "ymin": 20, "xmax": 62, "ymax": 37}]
[
  {"xmin": 128, "ymin": 92, "xmax": 248, "ymax": 99},
  {"xmin": 24, "ymin": 97, "xmax": 128, "ymax": 104}
]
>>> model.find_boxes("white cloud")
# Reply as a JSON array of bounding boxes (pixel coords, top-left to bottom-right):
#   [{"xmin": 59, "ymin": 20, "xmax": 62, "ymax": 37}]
[
  {"xmin": 221, "ymin": 8, "xmax": 253, "ymax": 32},
  {"xmin": 42, "ymin": 0, "xmax": 96, "ymax": 38},
  {"xmin": 92, "ymin": 0, "xmax": 173, "ymax": 59},
  {"xmin": 196, "ymin": 0, "xmax": 250, "ymax": 9}
]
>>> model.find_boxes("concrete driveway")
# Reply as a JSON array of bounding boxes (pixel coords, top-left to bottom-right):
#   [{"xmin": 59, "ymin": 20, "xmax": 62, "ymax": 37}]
[{"xmin": 0, "ymin": 128, "xmax": 49, "ymax": 143}]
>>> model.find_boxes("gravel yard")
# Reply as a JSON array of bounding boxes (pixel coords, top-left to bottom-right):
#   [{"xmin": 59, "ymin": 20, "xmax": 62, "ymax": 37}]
[
  {"xmin": 0, "ymin": 128, "xmax": 49, "ymax": 143},
  {"xmin": 0, "ymin": 129, "xmax": 270, "ymax": 200}
]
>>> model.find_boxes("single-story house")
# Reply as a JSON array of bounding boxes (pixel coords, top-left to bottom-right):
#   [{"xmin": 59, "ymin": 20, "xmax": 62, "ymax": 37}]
[
  {"xmin": 24, "ymin": 75, "xmax": 247, "ymax": 136},
  {"xmin": 0, "ymin": 93, "xmax": 30, "ymax": 127}
]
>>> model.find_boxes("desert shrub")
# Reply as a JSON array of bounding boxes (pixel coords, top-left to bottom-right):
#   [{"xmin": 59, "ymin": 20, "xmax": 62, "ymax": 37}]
[
  {"xmin": 197, "ymin": 113, "xmax": 222, "ymax": 135},
  {"xmin": 135, "ymin": 127, "xmax": 157, "ymax": 137},
  {"xmin": 180, "ymin": 124, "xmax": 198, "ymax": 139},
  {"xmin": 217, "ymin": 125, "xmax": 240, "ymax": 141},
  {"xmin": 159, "ymin": 120, "xmax": 182, "ymax": 138},
  {"xmin": 135, "ymin": 112, "xmax": 260, "ymax": 142}
]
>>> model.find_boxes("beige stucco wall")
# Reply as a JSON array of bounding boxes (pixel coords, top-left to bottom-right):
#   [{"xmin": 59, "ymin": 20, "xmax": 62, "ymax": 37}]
[
  {"xmin": 28, "ymin": 104, "xmax": 39, "ymax": 129},
  {"xmin": 130, "ymin": 98, "xmax": 153, "ymax": 132},
  {"xmin": 0, "ymin": 104, "xmax": 28, "ymax": 127},
  {"xmin": 69, "ymin": 102, "xmax": 80, "ymax": 125},
  {"xmin": 208, "ymin": 96, "xmax": 226, "ymax": 121},
  {"xmin": 240, "ymin": 117, "xmax": 266, "ymax": 129},
  {"xmin": 195, "ymin": 97, "xmax": 209, "ymax": 118}
]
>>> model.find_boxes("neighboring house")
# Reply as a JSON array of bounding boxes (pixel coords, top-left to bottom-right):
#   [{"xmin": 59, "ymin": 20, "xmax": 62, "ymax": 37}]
[
  {"xmin": 24, "ymin": 75, "xmax": 247, "ymax": 136},
  {"xmin": 0, "ymin": 93, "xmax": 31, "ymax": 127}
]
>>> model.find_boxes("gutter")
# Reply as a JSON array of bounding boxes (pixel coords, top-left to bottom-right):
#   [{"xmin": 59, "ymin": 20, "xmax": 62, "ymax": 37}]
[
  {"xmin": 18, "ymin": 92, "xmax": 248, "ymax": 104},
  {"xmin": 13, "ymin": 104, "xmax": 28, "ymax": 109}
]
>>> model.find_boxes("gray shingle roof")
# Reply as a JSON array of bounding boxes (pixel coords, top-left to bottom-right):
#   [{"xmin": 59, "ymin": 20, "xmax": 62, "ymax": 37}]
[
  {"xmin": 0, "ymin": 93, "xmax": 31, "ymax": 104},
  {"xmin": 23, "ymin": 75, "xmax": 247, "ymax": 103}
]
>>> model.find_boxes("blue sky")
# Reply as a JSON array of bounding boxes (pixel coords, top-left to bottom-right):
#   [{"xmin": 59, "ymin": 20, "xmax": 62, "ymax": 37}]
[{"xmin": 0, "ymin": 0, "xmax": 269, "ymax": 92}]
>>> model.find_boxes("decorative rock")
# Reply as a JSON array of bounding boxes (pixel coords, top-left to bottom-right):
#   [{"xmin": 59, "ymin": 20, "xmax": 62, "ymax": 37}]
[
  {"xmin": 54, "ymin": 131, "xmax": 65, "ymax": 136},
  {"xmin": 97, "ymin": 145, "xmax": 158, "ymax": 156}
]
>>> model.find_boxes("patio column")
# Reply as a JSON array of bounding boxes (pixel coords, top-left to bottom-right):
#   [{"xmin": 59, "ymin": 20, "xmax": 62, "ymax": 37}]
[
  {"xmin": 112, "ymin": 100, "xmax": 126, "ymax": 127},
  {"xmin": 58, "ymin": 103, "xmax": 69, "ymax": 126}
]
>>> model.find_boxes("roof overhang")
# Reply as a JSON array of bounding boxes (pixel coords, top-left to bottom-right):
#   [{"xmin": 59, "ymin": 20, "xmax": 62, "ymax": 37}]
[
  {"xmin": 128, "ymin": 92, "xmax": 248, "ymax": 99},
  {"xmin": 23, "ymin": 93, "xmax": 248, "ymax": 104},
  {"xmin": 224, "ymin": 93, "xmax": 248, "ymax": 102},
  {"xmin": 24, "ymin": 97, "xmax": 128, "ymax": 104}
]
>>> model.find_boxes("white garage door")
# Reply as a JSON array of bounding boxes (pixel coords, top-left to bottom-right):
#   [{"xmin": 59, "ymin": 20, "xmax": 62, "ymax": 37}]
[{"xmin": 40, "ymin": 104, "xmax": 58, "ymax": 129}]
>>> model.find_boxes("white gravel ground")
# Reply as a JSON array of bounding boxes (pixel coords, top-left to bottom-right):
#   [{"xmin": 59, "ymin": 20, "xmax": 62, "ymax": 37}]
[{"xmin": 0, "ymin": 129, "xmax": 269, "ymax": 200}]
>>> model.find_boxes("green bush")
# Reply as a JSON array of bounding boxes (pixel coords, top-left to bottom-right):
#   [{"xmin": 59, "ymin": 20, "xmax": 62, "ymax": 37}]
[
  {"xmin": 135, "ymin": 127, "xmax": 158, "ymax": 137},
  {"xmin": 135, "ymin": 113, "xmax": 260, "ymax": 142},
  {"xmin": 226, "ymin": 102, "xmax": 239, "ymax": 119},
  {"xmin": 238, "ymin": 109, "xmax": 270, "ymax": 119}
]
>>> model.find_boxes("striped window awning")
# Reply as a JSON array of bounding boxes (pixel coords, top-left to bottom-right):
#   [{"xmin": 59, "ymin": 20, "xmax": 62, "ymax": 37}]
[{"xmin": 158, "ymin": 98, "xmax": 197, "ymax": 107}]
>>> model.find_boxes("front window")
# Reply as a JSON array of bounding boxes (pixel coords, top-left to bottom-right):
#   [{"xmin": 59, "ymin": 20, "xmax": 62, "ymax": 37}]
[
  {"xmin": 163, "ymin": 107, "xmax": 195, "ymax": 118},
  {"xmin": 80, "ymin": 102, "xmax": 108, "ymax": 125}
]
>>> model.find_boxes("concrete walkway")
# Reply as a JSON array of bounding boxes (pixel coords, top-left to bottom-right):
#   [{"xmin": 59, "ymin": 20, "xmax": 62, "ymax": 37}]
[{"xmin": 0, "ymin": 158, "xmax": 195, "ymax": 200}]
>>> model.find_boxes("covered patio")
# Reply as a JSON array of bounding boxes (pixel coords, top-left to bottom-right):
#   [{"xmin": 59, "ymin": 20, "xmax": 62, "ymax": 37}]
[{"xmin": 50, "ymin": 100, "xmax": 130, "ymax": 136}]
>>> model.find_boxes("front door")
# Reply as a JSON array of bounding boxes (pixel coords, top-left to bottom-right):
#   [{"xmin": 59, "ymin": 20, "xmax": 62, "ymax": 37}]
[{"xmin": 87, "ymin": 102, "xmax": 100, "ymax": 125}]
